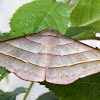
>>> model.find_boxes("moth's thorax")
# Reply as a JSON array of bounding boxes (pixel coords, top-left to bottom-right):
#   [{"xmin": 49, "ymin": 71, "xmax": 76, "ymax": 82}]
[
  {"xmin": 41, "ymin": 33, "xmax": 58, "ymax": 67},
  {"xmin": 41, "ymin": 37, "xmax": 57, "ymax": 48}
]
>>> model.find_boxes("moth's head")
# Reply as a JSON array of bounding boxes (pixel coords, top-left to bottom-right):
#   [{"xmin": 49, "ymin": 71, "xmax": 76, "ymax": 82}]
[{"xmin": 40, "ymin": 28, "xmax": 60, "ymax": 36}]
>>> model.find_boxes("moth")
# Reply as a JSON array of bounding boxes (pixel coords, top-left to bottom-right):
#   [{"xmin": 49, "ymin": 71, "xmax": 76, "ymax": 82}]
[{"xmin": 0, "ymin": 28, "xmax": 100, "ymax": 85}]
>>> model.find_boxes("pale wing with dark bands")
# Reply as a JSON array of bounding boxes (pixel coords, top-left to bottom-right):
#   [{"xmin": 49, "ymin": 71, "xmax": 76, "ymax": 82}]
[
  {"xmin": 1, "ymin": 42, "xmax": 100, "ymax": 67},
  {"xmin": 0, "ymin": 29, "xmax": 100, "ymax": 85},
  {"xmin": 25, "ymin": 33, "xmax": 74, "ymax": 45},
  {"xmin": 6, "ymin": 38, "xmax": 92, "ymax": 55},
  {"xmin": 46, "ymin": 61, "xmax": 100, "ymax": 84},
  {"xmin": 0, "ymin": 53, "xmax": 45, "ymax": 82}
]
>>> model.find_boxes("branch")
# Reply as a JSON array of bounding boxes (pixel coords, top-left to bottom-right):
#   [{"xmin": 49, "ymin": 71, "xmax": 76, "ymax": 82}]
[
  {"xmin": 67, "ymin": 0, "xmax": 71, "ymax": 5},
  {"xmin": 23, "ymin": 82, "xmax": 34, "ymax": 100}
]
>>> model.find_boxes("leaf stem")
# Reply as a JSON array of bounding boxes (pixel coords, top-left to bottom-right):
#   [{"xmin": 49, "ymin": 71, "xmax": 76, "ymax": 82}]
[
  {"xmin": 23, "ymin": 82, "xmax": 34, "ymax": 100},
  {"xmin": 67, "ymin": 0, "xmax": 71, "ymax": 5},
  {"xmin": 87, "ymin": 37, "xmax": 100, "ymax": 40}
]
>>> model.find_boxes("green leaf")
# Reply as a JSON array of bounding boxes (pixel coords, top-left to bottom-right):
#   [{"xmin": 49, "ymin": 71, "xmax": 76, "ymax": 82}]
[
  {"xmin": 0, "ymin": 32, "xmax": 10, "ymax": 41},
  {"xmin": 0, "ymin": 87, "xmax": 27, "ymax": 100},
  {"xmin": 10, "ymin": 0, "xmax": 69, "ymax": 38},
  {"xmin": 96, "ymin": 47, "xmax": 100, "ymax": 49},
  {"xmin": 65, "ymin": 27, "xmax": 96, "ymax": 40},
  {"xmin": 0, "ymin": 67, "xmax": 10, "ymax": 81},
  {"xmin": 41, "ymin": 73, "xmax": 100, "ymax": 100},
  {"xmin": 70, "ymin": 0, "xmax": 100, "ymax": 33},
  {"xmin": 37, "ymin": 92, "xmax": 58, "ymax": 100},
  {"xmin": 0, "ymin": 67, "xmax": 5, "ymax": 74}
]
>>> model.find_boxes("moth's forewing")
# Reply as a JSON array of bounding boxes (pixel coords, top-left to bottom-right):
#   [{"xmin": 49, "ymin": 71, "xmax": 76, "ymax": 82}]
[{"xmin": 0, "ymin": 29, "xmax": 100, "ymax": 84}]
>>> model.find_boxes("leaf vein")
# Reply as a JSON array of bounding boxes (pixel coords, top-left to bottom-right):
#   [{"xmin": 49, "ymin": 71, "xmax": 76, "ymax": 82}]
[{"xmin": 35, "ymin": 3, "xmax": 59, "ymax": 32}]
